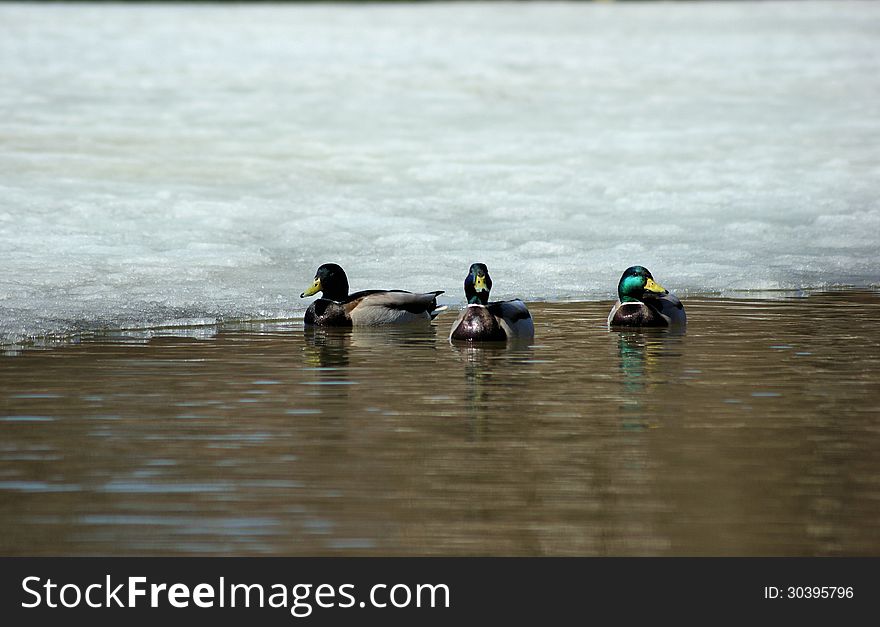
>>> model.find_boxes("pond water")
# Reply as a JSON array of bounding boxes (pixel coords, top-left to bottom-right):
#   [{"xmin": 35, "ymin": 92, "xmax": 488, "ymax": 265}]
[{"xmin": 1, "ymin": 291, "xmax": 878, "ymax": 555}]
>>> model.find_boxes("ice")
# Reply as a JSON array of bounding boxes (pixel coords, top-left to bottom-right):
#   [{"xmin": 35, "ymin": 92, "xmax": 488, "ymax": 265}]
[{"xmin": 1, "ymin": 2, "xmax": 878, "ymax": 344}]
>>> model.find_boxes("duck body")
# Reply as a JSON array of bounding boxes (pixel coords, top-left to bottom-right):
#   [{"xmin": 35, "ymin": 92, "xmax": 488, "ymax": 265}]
[
  {"xmin": 607, "ymin": 292, "xmax": 686, "ymax": 327},
  {"xmin": 448, "ymin": 263, "xmax": 534, "ymax": 342},
  {"xmin": 607, "ymin": 266, "xmax": 686, "ymax": 329},
  {"xmin": 301, "ymin": 264, "xmax": 444, "ymax": 327},
  {"xmin": 449, "ymin": 300, "xmax": 534, "ymax": 342},
  {"xmin": 450, "ymin": 304, "xmax": 507, "ymax": 342},
  {"xmin": 303, "ymin": 297, "xmax": 351, "ymax": 326}
]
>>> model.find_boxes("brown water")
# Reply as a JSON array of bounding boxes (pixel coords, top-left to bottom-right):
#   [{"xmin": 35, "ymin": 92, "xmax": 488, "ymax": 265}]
[{"xmin": 1, "ymin": 291, "xmax": 878, "ymax": 556}]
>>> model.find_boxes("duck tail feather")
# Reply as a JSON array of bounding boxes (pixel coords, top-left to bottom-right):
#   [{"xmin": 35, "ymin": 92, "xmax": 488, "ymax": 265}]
[{"xmin": 430, "ymin": 305, "xmax": 448, "ymax": 319}]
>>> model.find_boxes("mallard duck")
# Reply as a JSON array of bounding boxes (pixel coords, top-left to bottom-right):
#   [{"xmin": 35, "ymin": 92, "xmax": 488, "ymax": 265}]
[
  {"xmin": 449, "ymin": 263, "xmax": 534, "ymax": 341},
  {"xmin": 301, "ymin": 263, "xmax": 445, "ymax": 326},
  {"xmin": 607, "ymin": 266, "xmax": 686, "ymax": 328}
]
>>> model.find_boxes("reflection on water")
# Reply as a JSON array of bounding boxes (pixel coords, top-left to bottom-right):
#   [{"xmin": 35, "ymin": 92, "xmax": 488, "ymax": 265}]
[
  {"xmin": 450, "ymin": 341, "xmax": 536, "ymax": 442},
  {"xmin": 303, "ymin": 326, "xmax": 352, "ymax": 370},
  {"xmin": 1, "ymin": 291, "xmax": 879, "ymax": 556},
  {"xmin": 616, "ymin": 331, "xmax": 686, "ymax": 431}
]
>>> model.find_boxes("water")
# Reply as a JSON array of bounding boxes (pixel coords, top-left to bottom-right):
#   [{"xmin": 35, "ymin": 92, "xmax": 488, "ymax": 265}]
[
  {"xmin": 1, "ymin": 291, "xmax": 878, "ymax": 556},
  {"xmin": 2, "ymin": 1, "xmax": 879, "ymax": 345}
]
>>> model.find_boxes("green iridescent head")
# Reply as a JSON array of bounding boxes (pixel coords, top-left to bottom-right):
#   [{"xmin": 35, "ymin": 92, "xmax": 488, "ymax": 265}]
[{"xmin": 617, "ymin": 266, "xmax": 668, "ymax": 303}]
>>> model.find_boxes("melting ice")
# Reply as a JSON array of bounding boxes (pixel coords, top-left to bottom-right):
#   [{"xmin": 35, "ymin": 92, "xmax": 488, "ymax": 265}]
[{"xmin": 1, "ymin": 2, "xmax": 878, "ymax": 344}]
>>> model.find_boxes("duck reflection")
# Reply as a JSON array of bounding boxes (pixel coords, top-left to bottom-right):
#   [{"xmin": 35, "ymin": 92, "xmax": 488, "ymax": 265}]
[
  {"xmin": 299, "ymin": 326, "xmax": 357, "ymax": 414},
  {"xmin": 348, "ymin": 324, "xmax": 438, "ymax": 352},
  {"xmin": 614, "ymin": 329, "xmax": 683, "ymax": 429},
  {"xmin": 450, "ymin": 339, "xmax": 534, "ymax": 440},
  {"xmin": 302, "ymin": 326, "xmax": 352, "ymax": 370}
]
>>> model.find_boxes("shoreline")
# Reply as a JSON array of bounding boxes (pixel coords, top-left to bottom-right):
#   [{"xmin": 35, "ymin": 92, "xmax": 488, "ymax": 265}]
[{"xmin": 4, "ymin": 285, "xmax": 878, "ymax": 352}]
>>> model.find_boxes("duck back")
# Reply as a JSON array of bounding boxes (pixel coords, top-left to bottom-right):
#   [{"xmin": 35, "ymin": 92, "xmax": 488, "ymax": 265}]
[
  {"xmin": 490, "ymin": 299, "xmax": 534, "ymax": 338},
  {"xmin": 347, "ymin": 290, "xmax": 443, "ymax": 326},
  {"xmin": 655, "ymin": 293, "xmax": 687, "ymax": 326}
]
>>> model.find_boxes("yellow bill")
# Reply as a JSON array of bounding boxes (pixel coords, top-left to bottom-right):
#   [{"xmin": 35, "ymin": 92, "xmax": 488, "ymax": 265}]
[
  {"xmin": 474, "ymin": 275, "xmax": 489, "ymax": 292},
  {"xmin": 301, "ymin": 278, "xmax": 322, "ymax": 298},
  {"xmin": 644, "ymin": 278, "xmax": 668, "ymax": 295}
]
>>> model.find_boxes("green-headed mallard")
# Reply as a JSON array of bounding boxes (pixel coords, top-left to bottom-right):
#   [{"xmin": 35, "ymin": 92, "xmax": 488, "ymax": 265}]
[
  {"xmin": 607, "ymin": 265, "xmax": 686, "ymax": 328},
  {"xmin": 449, "ymin": 263, "xmax": 534, "ymax": 342},
  {"xmin": 301, "ymin": 263, "xmax": 445, "ymax": 326}
]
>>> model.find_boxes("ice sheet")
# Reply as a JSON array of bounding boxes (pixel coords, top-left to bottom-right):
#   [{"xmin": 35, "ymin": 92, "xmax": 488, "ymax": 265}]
[{"xmin": 1, "ymin": 2, "xmax": 878, "ymax": 344}]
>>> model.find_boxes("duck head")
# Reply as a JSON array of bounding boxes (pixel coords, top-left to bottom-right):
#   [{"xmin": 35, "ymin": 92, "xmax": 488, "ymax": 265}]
[
  {"xmin": 618, "ymin": 266, "xmax": 668, "ymax": 303},
  {"xmin": 301, "ymin": 263, "xmax": 350, "ymax": 301},
  {"xmin": 464, "ymin": 263, "xmax": 492, "ymax": 305}
]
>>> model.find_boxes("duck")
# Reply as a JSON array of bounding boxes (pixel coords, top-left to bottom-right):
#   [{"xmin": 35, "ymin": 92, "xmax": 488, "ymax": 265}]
[
  {"xmin": 607, "ymin": 265, "xmax": 686, "ymax": 328},
  {"xmin": 449, "ymin": 263, "xmax": 534, "ymax": 342},
  {"xmin": 300, "ymin": 263, "xmax": 445, "ymax": 326}
]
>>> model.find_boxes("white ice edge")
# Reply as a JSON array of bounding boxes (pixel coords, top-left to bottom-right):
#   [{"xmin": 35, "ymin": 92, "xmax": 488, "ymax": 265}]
[{"xmin": 1, "ymin": 2, "xmax": 878, "ymax": 347}]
